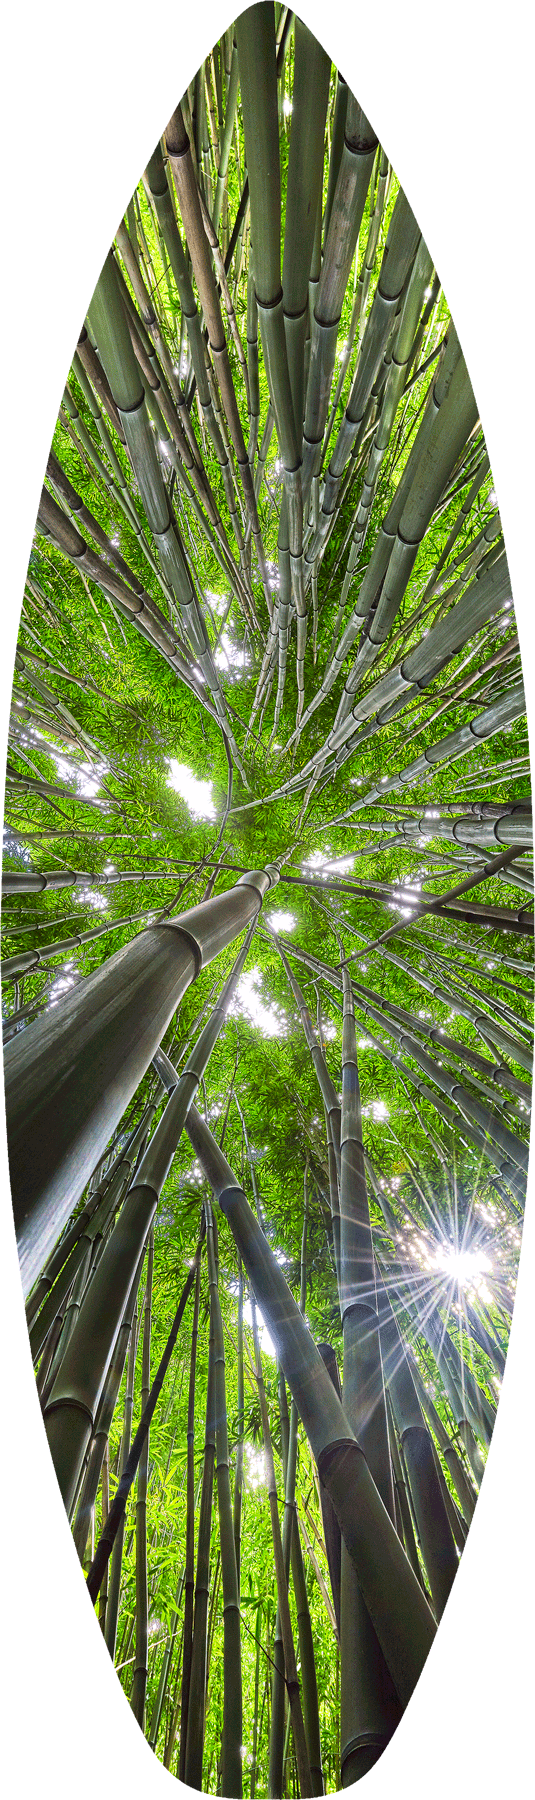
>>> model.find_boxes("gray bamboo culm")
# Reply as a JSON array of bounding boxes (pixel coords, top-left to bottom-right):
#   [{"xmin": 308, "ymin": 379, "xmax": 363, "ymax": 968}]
[{"xmin": 7, "ymin": 864, "xmax": 279, "ymax": 1296}]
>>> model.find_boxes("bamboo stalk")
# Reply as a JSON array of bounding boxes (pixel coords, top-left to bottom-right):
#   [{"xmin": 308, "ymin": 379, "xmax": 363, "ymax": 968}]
[
  {"xmin": 205, "ymin": 1195, "xmax": 243, "ymax": 1796},
  {"xmin": 185, "ymin": 1104, "xmax": 436, "ymax": 1709},
  {"xmin": 131, "ymin": 1227, "xmax": 154, "ymax": 1728},
  {"xmin": 178, "ymin": 1247, "xmax": 202, "ymax": 1778},
  {"xmin": 8, "ymin": 864, "xmax": 279, "ymax": 1295},
  {"xmin": 184, "ymin": 1316, "xmax": 216, "ymax": 1786},
  {"xmin": 250, "ymin": 1295, "xmax": 314, "ymax": 1799}
]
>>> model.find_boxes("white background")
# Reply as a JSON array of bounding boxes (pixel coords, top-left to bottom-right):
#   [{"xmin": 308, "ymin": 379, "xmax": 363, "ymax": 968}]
[{"xmin": 1, "ymin": 2, "xmax": 533, "ymax": 1793}]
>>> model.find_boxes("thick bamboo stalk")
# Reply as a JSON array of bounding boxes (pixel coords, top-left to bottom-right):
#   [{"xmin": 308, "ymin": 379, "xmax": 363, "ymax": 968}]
[
  {"xmin": 29, "ymin": 1108, "xmax": 154, "ymax": 1364},
  {"xmin": 41, "ymin": 914, "xmax": 267, "ymax": 1511},
  {"xmin": 8, "ymin": 865, "xmax": 278, "ymax": 1295},
  {"xmin": 377, "ymin": 1274, "xmax": 459, "ymax": 1618}
]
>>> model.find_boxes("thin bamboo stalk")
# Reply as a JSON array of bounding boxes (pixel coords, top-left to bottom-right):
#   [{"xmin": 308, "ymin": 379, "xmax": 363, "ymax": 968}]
[
  {"xmin": 206, "ymin": 1195, "xmax": 243, "ymax": 1796},
  {"xmin": 178, "ymin": 1249, "xmax": 202, "ymax": 1779},
  {"xmin": 131, "ymin": 1227, "xmax": 154, "ymax": 1728},
  {"xmin": 87, "ymin": 1238, "xmax": 202, "ymax": 1605},
  {"xmin": 184, "ymin": 1317, "xmax": 216, "ymax": 1787},
  {"xmin": 250, "ymin": 1295, "xmax": 313, "ymax": 1799}
]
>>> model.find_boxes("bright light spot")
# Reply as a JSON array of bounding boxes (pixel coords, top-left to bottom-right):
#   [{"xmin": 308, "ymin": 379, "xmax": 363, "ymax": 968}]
[
  {"xmin": 434, "ymin": 1243, "xmax": 492, "ymax": 1289},
  {"xmin": 214, "ymin": 630, "xmax": 250, "ymax": 677},
  {"xmin": 282, "ymin": 95, "xmax": 293, "ymax": 116},
  {"xmin": 50, "ymin": 753, "xmax": 105, "ymax": 799},
  {"xmin": 230, "ymin": 967, "xmax": 287, "ymax": 1038},
  {"xmin": 166, "ymin": 759, "xmax": 215, "ymax": 820},
  {"xmin": 159, "ymin": 439, "xmax": 170, "ymax": 457},
  {"xmin": 363, "ymin": 1100, "xmax": 390, "ymax": 1123},
  {"xmin": 321, "ymin": 1020, "xmax": 337, "ymax": 1040},
  {"xmin": 358, "ymin": 1036, "xmax": 372, "ymax": 1048},
  {"xmin": 488, "ymin": 489, "xmax": 497, "ymax": 505},
  {"xmin": 206, "ymin": 590, "xmax": 227, "ymax": 615},
  {"xmin": 47, "ymin": 968, "xmax": 77, "ymax": 1006},
  {"xmin": 266, "ymin": 561, "xmax": 280, "ymax": 591},
  {"xmin": 266, "ymin": 910, "xmax": 296, "ymax": 933},
  {"xmin": 244, "ymin": 1436, "xmax": 270, "ymax": 1481},
  {"xmin": 79, "ymin": 888, "xmax": 108, "ymax": 911},
  {"xmin": 424, "ymin": 285, "xmax": 433, "ymax": 300},
  {"xmin": 303, "ymin": 847, "xmax": 354, "ymax": 877}
]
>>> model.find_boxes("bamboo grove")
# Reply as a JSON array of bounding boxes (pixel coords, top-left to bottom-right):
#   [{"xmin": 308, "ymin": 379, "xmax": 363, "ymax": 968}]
[{"xmin": 2, "ymin": 4, "xmax": 532, "ymax": 1793}]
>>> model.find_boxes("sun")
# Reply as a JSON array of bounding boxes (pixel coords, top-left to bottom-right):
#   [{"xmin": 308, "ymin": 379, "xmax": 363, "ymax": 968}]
[{"xmin": 434, "ymin": 1243, "xmax": 492, "ymax": 1289}]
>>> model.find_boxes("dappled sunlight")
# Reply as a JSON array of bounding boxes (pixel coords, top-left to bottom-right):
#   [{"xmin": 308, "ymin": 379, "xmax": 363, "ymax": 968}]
[{"xmin": 166, "ymin": 760, "xmax": 216, "ymax": 820}]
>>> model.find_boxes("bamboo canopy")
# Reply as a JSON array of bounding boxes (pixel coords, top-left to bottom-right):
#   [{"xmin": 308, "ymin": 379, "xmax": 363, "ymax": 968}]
[{"xmin": 3, "ymin": 7, "xmax": 531, "ymax": 1793}]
